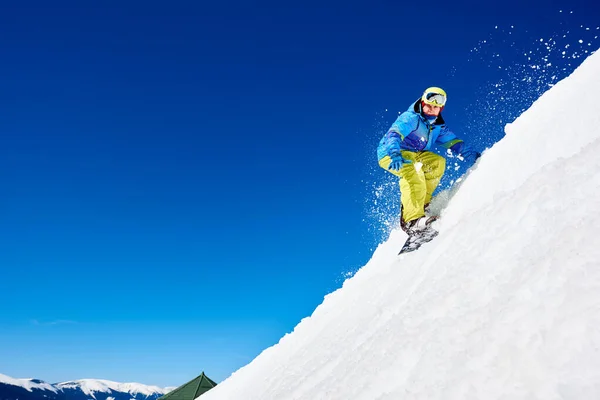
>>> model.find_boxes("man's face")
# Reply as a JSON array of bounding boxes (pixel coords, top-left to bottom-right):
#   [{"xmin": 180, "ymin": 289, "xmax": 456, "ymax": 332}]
[{"xmin": 422, "ymin": 103, "xmax": 442, "ymax": 116}]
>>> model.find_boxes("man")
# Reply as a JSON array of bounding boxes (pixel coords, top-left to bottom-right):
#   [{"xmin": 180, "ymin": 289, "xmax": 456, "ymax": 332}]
[{"xmin": 377, "ymin": 87, "xmax": 480, "ymax": 233}]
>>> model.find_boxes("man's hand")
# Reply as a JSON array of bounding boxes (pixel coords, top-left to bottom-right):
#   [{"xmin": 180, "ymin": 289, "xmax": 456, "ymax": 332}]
[
  {"xmin": 388, "ymin": 153, "xmax": 412, "ymax": 171},
  {"xmin": 461, "ymin": 149, "xmax": 481, "ymax": 164}
]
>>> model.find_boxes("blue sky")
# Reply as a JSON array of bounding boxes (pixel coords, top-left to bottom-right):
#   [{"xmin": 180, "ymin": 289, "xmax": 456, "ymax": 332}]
[{"xmin": 1, "ymin": 0, "xmax": 598, "ymax": 387}]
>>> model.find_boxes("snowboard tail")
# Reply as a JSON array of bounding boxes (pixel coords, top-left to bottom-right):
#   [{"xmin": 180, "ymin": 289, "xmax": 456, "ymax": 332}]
[{"xmin": 399, "ymin": 227, "xmax": 439, "ymax": 255}]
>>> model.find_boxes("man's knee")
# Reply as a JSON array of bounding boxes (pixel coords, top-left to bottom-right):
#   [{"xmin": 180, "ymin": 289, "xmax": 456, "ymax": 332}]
[{"xmin": 424, "ymin": 153, "xmax": 446, "ymax": 178}]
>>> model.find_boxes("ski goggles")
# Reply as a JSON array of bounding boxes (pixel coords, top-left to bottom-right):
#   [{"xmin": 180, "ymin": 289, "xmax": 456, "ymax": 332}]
[{"xmin": 422, "ymin": 92, "xmax": 447, "ymax": 107}]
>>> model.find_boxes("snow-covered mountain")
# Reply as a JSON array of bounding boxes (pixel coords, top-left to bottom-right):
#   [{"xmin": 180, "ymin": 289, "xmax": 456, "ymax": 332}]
[
  {"xmin": 198, "ymin": 49, "xmax": 600, "ymax": 399},
  {"xmin": 56, "ymin": 379, "xmax": 170, "ymax": 400},
  {"xmin": 0, "ymin": 374, "xmax": 171, "ymax": 400},
  {"xmin": 0, "ymin": 374, "xmax": 61, "ymax": 400}
]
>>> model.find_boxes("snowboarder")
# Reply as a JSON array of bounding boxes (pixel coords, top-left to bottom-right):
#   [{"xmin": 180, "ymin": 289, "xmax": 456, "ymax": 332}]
[{"xmin": 377, "ymin": 87, "xmax": 480, "ymax": 233}]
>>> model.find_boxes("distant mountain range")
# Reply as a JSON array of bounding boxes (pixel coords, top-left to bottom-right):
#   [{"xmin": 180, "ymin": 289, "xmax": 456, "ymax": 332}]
[{"xmin": 0, "ymin": 373, "xmax": 174, "ymax": 400}]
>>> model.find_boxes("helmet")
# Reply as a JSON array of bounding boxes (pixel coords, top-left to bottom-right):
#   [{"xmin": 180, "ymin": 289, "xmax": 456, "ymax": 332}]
[{"xmin": 421, "ymin": 87, "xmax": 447, "ymax": 107}]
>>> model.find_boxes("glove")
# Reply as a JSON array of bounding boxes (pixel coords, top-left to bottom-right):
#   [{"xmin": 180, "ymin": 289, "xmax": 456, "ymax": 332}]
[
  {"xmin": 461, "ymin": 149, "xmax": 481, "ymax": 164},
  {"xmin": 388, "ymin": 153, "xmax": 412, "ymax": 171}
]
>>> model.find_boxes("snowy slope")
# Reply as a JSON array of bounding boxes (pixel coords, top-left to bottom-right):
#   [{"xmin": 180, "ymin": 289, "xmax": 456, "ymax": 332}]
[{"xmin": 199, "ymin": 49, "xmax": 600, "ymax": 400}]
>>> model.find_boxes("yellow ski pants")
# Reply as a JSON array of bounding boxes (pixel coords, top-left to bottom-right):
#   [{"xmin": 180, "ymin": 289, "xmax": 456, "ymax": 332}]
[{"xmin": 378, "ymin": 151, "xmax": 446, "ymax": 223}]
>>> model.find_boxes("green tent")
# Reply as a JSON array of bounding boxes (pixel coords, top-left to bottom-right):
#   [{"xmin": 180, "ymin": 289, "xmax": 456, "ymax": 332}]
[{"xmin": 159, "ymin": 372, "xmax": 217, "ymax": 400}]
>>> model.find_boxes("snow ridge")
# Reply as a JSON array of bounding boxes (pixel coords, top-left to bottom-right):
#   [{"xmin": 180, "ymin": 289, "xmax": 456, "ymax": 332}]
[
  {"xmin": 0, "ymin": 374, "xmax": 58, "ymax": 393},
  {"xmin": 0, "ymin": 373, "xmax": 170, "ymax": 398},
  {"xmin": 56, "ymin": 380, "xmax": 170, "ymax": 397}
]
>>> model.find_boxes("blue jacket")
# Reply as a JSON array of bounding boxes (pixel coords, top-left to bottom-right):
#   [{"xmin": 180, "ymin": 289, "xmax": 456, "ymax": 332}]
[{"xmin": 377, "ymin": 100, "xmax": 471, "ymax": 160}]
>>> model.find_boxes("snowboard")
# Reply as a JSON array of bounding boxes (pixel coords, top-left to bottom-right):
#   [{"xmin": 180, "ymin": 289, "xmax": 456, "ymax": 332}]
[{"xmin": 398, "ymin": 227, "xmax": 439, "ymax": 255}]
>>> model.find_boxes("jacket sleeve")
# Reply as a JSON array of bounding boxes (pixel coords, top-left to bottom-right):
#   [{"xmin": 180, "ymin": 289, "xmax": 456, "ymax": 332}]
[
  {"xmin": 435, "ymin": 124, "xmax": 470, "ymax": 155},
  {"xmin": 384, "ymin": 113, "xmax": 418, "ymax": 156}
]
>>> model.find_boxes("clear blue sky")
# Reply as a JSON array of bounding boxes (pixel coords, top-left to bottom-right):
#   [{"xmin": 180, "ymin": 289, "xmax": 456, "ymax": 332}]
[{"xmin": 1, "ymin": 0, "xmax": 598, "ymax": 387}]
